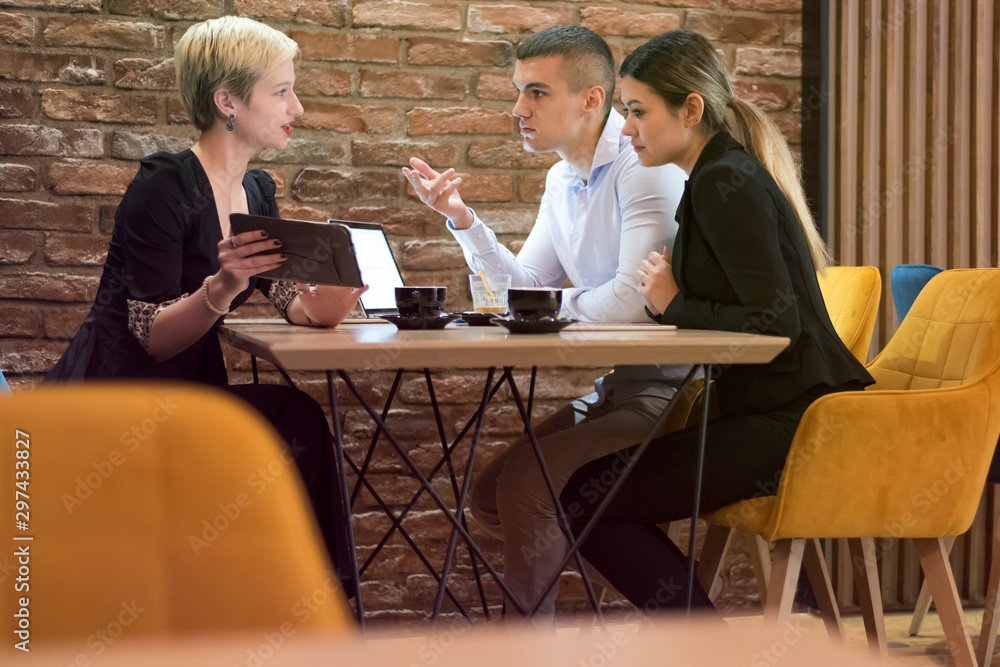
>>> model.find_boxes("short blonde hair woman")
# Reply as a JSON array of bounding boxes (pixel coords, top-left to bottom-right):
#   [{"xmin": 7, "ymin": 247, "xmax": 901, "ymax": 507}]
[{"xmin": 47, "ymin": 16, "xmax": 362, "ymax": 598}]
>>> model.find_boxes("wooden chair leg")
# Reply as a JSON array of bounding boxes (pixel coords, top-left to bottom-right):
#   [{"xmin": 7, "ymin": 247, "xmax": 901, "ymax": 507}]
[
  {"xmin": 979, "ymin": 526, "xmax": 1000, "ymax": 667},
  {"xmin": 763, "ymin": 538, "xmax": 804, "ymax": 625},
  {"xmin": 666, "ymin": 520, "xmax": 683, "ymax": 544},
  {"xmin": 912, "ymin": 537, "xmax": 976, "ymax": 667},
  {"xmin": 578, "ymin": 586, "xmax": 608, "ymax": 634},
  {"xmin": 802, "ymin": 537, "xmax": 845, "ymax": 643},
  {"xmin": 847, "ymin": 537, "xmax": 888, "ymax": 660},
  {"xmin": 745, "ymin": 531, "xmax": 771, "ymax": 607},
  {"xmin": 697, "ymin": 524, "xmax": 732, "ymax": 599},
  {"xmin": 909, "ymin": 534, "xmax": 957, "ymax": 636}
]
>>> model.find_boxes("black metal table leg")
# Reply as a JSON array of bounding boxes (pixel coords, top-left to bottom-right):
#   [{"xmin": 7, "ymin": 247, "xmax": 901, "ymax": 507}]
[
  {"xmin": 251, "ymin": 356, "xmax": 259, "ymax": 384},
  {"xmin": 327, "ymin": 370, "xmax": 364, "ymax": 626},
  {"xmin": 431, "ymin": 367, "xmax": 496, "ymax": 620},
  {"xmin": 686, "ymin": 364, "xmax": 712, "ymax": 613},
  {"xmin": 525, "ymin": 364, "xmax": 702, "ymax": 615}
]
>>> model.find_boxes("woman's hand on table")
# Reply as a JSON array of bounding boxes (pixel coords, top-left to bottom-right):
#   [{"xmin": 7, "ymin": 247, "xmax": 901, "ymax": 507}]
[
  {"xmin": 636, "ymin": 248, "xmax": 678, "ymax": 316},
  {"xmin": 292, "ymin": 284, "xmax": 369, "ymax": 327}
]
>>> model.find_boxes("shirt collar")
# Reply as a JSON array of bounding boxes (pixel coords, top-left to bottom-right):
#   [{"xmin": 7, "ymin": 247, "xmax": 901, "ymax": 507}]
[
  {"xmin": 559, "ymin": 108, "xmax": 627, "ymax": 189},
  {"xmin": 689, "ymin": 130, "xmax": 743, "ymax": 180}
]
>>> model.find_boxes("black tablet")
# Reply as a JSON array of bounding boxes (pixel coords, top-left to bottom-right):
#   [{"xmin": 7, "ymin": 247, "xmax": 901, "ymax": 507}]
[{"xmin": 229, "ymin": 213, "xmax": 364, "ymax": 287}]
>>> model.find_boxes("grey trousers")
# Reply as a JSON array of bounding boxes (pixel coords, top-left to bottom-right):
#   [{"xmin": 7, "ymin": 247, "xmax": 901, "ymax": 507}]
[{"xmin": 469, "ymin": 393, "xmax": 669, "ymax": 617}]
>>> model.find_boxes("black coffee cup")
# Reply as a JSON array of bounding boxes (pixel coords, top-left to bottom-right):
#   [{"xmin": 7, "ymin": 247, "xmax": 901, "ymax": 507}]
[
  {"xmin": 508, "ymin": 288, "xmax": 562, "ymax": 321},
  {"xmin": 395, "ymin": 286, "xmax": 448, "ymax": 317}
]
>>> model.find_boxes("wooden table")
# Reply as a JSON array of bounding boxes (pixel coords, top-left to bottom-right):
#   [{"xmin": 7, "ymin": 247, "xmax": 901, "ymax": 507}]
[{"xmin": 220, "ymin": 320, "xmax": 789, "ymax": 624}]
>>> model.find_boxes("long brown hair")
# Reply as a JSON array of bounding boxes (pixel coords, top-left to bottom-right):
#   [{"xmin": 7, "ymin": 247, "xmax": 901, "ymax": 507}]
[{"xmin": 620, "ymin": 30, "xmax": 830, "ymax": 272}]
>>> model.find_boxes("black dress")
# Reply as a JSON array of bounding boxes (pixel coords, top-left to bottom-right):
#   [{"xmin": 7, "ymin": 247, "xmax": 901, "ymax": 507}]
[
  {"xmin": 559, "ymin": 132, "xmax": 874, "ymax": 611},
  {"xmin": 46, "ymin": 150, "xmax": 356, "ymax": 597}
]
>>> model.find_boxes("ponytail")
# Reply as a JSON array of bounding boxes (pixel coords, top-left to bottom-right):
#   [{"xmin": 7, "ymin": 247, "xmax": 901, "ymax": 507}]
[
  {"xmin": 621, "ymin": 31, "xmax": 830, "ymax": 273},
  {"xmin": 728, "ymin": 96, "xmax": 830, "ymax": 273}
]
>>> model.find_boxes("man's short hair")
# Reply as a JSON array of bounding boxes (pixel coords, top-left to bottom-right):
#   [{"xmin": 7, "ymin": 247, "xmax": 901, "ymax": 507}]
[
  {"xmin": 175, "ymin": 16, "xmax": 299, "ymax": 132},
  {"xmin": 516, "ymin": 26, "xmax": 615, "ymax": 116}
]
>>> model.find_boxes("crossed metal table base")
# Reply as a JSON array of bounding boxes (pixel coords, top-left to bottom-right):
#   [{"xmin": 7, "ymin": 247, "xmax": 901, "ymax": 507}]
[{"xmin": 251, "ymin": 357, "xmax": 713, "ymax": 627}]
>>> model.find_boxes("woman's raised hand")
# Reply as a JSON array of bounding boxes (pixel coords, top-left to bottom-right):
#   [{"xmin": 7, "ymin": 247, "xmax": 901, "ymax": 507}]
[
  {"xmin": 214, "ymin": 229, "xmax": 287, "ymax": 300},
  {"xmin": 636, "ymin": 247, "xmax": 679, "ymax": 315}
]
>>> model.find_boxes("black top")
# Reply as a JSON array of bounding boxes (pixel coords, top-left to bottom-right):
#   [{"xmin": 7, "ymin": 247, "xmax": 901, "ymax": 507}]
[
  {"xmin": 46, "ymin": 150, "xmax": 279, "ymax": 385},
  {"xmin": 656, "ymin": 132, "xmax": 874, "ymax": 415}
]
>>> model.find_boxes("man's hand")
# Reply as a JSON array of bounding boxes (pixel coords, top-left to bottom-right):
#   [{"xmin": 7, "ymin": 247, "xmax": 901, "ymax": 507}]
[
  {"xmin": 402, "ymin": 157, "xmax": 473, "ymax": 229},
  {"xmin": 636, "ymin": 247, "xmax": 678, "ymax": 315}
]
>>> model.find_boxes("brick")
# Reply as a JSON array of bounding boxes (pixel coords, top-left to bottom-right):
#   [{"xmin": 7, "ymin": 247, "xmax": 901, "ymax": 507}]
[
  {"xmin": 735, "ymin": 47, "xmax": 801, "ymax": 77},
  {"xmin": 43, "ymin": 233, "xmax": 109, "ymax": 265},
  {"xmin": 411, "ymin": 172, "xmax": 511, "ymax": 203},
  {"xmin": 0, "ymin": 230, "xmax": 34, "ymax": 263},
  {"xmin": 235, "ymin": 0, "xmax": 347, "ymax": 26},
  {"xmin": 41, "ymin": 303, "xmax": 87, "ymax": 338},
  {"xmin": 731, "ymin": 80, "xmax": 790, "ymax": 111},
  {"xmin": 408, "ymin": 37, "xmax": 513, "ymax": 68},
  {"xmin": 0, "ymin": 163, "xmax": 37, "ymax": 191},
  {"xmin": 0, "ymin": 271, "xmax": 98, "ymax": 301},
  {"xmin": 334, "ymin": 205, "xmax": 440, "ymax": 237},
  {"xmin": 0, "ymin": 125, "xmax": 103, "ymax": 158},
  {"xmin": 408, "ymin": 107, "xmax": 514, "ymax": 136},
  {"xmin": 293, "ymin": 31, "xmax": 398, "ymax": 63},
  {"xmin": 400, "ymin": 238, "xmax": 465, "ymax": 271},
  {"xmin": 0, "ymin": 303, "xmax": 40, "ymax": 337},
  {"xmin": 467, "ymin": 139, "xmax": 560, "ymax": 169},
  {"xmin": 581, "ymin": 7, "xmax": 680, "ymax": 36},
  {"xmin": 42, "ymin": 89, "xmax": 157, "ymax": 124},
  {"xmin": 770, "ymin": 110, "xmax": 800, "ymax": 144},
  {"xmin": 49, "ymin": 161, "xmax": 137, "ymax": 196},
  {"xmin": 784, "ymin": 20, "xmax": 802, "ymax": 46},
  {"xmin": 277, "ymin": 203, "xmax": 332, "ymax": 223},
  {"xmin": 166, "ymin": 96, "xmax": 189, "ymax": 125},
  {"xmin": 260, "ymin": 168, "xmax": 284, "ymax": 198},
  {"xmin": 353, "ymin": 0, "xmax": 461, "ymax": 31},
  {"xmin": 468, "ymin": 207, "xmax": 537, "ymax": 235},
  {"xmin": 111, "ymin": 131, "xmax": 193, "ymax": 160},
  {"xmin": 601, "ymin": 0, "xmax": 714, "ymax": 5},
  {"xmin": 352, "ymin": 140, "xmax": 457, "ymax": 168},
  {"xmin": 467, "ymin": 4, "xmax": 573, "ymax": 33},
  {"xmin": 98, "ymin": 203, "xmax": 117, "ymax": 234},
  {"xmin": 257, "ymin": 137, "xmax": 347, "ymax": 164},
  {"xmin": 297, "ymin": 101, "xmax": 396, "ymax": 133},
  {"xmin": 292, "ymin": 168, "xmax": 398, "ymax": 202},
  {"xmin": 0, "ymin": 339, "xmax": 67, "ymax": 374},
  {"xmin": 723, "ymin": 0, "xmax": 801, "ymax": 11},
  {"xmin": 686, "ymin": 11, "xmax": 781, "ymax": 45},
  {"xmin": 0, "ymin": 12, "xmax": 32, "ymax": 45},
  {"xmin": 0, "ymin": 51, "xmax": 102, "ymax": 85},
  {"xmin": 0, "ymin": 0, "xmax": 99, "ymax": 10},
  {"xmin": 477, "ymin": 71, "xmax": 516, "ymax": 101},
  {"xmin": 0, "ymin": 86, "xmax": 33, "ymax": 117},
  {"xmin": 294, "ymin": 62, "xmax": 351, "ymax": 97},
  {"xmin": 44, "ymin": 15, "xmax": 165, "ymax": 50},
  {"xmin": 0, "ymin": 197, "xmax": 94, "ymax": 232},
  {"xmin": 517, "ymin": 174, "xmax": 545, "ymax": 203},
  {"xmin": 105, "ymin": 0, "xmax": 223, "ymax": 20},
  {"xmin": 114, "ymin": 58, "xmax": 175, "ymax": 90},
  {"xmin": 360, "ymin": 69, "xmax": 465, "ymax": 101}
]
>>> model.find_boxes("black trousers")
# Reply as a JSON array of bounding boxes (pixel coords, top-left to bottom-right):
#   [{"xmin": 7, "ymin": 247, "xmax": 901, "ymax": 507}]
[
  {"xmin": 559, "ymin": 383, "xmax": 857, "ymax": 613},
  {"xmin": 227, "ymin": 383, "xmax": 355, "ymax": 599}
]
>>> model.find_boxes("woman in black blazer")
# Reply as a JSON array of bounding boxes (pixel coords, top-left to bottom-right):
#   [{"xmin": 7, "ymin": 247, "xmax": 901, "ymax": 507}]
[{"xmin": 559, "ymin": 30, "xmax": 874, "ymax": 612}]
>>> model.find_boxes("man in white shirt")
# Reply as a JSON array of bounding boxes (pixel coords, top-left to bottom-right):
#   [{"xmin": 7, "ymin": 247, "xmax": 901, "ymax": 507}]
[{"xmin": 402, "ymin": 26, "xmax": 687, "ymax": 620}]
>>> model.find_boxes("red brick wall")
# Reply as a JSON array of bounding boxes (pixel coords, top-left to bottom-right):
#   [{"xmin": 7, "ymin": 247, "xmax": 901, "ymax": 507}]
[{"xmin": 0, "ymin": 0, "xmax": 802, "ymax": 622}]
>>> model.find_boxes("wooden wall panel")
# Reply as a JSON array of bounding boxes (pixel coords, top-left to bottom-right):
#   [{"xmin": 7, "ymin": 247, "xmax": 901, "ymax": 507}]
[
  {"xmin": 825, "ymin": 0, "xmax": 1000, "ymax": 613},
  {"xmin": 827, "ymin": 0, "xmax": 1000, "ymax": 350}
]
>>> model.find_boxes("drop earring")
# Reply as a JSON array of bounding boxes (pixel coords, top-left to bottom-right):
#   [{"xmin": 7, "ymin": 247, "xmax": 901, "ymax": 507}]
[{"xmin": 226, "ymin": 114, "xmax": 235, "ymax": 132}]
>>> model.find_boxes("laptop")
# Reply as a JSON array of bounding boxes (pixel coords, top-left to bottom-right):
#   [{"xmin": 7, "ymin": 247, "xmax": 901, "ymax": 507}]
[{"xmin": 336, "ymin": 220, "xmax": 406, "ymax": 319}]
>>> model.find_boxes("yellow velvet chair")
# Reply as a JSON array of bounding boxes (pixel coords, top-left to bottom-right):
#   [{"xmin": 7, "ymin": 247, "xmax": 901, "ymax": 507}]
[
  {"xmin": 0, "ymin": 383, "xmax": 354, "ymax": 646},
  {"xmin": 682, "ymin": 266, "xmax": 882, "ymax": 596},
  {"xmin": 698, "ymin": 268, "xmax": 1000, "ymax": 667}
]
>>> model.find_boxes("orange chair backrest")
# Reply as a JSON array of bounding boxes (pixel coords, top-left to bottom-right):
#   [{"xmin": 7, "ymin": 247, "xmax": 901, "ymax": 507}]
[{"xmin": 817, "ymin": 266, "xmax": 882, "ymax": 363}]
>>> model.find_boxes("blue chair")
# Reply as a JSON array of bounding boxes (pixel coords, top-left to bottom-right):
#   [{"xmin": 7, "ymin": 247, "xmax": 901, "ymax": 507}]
[
  {"xmin": 890, "ymin": 264, "xmax": 944, "ymax": 321},
  {"xmin": 0, "ymin": 367, "xmax": 9, "ymax": 393}
]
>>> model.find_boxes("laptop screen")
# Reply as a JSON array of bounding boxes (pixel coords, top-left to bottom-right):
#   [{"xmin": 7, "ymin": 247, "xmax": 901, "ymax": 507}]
[{"xmin": 336, "ymin": 220, "xmax": 405, "ymax": 317}]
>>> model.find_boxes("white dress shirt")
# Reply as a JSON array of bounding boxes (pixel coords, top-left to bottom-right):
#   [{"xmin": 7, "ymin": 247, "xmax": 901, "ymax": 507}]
[{"xmin": 449, "ymin": 110, "xmax": 691, "ymax": 404}]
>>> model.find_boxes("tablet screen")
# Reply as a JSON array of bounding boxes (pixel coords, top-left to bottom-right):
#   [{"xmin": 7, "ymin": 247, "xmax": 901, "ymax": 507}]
[{"xmin": 342, "ymin": 222, "xmax": 405, "ymax": 315}]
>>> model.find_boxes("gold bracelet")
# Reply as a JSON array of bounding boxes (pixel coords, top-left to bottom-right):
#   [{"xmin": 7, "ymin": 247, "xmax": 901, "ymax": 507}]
[{"xmin": 200, "ymin": 276, "xmax": 228, "ymax": 317}]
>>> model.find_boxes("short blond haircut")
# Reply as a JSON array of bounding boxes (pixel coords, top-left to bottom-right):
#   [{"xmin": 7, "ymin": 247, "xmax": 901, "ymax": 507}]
[{"xmin": 175, "ymin": 16, "xmax": 299, "ymax": 132}]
